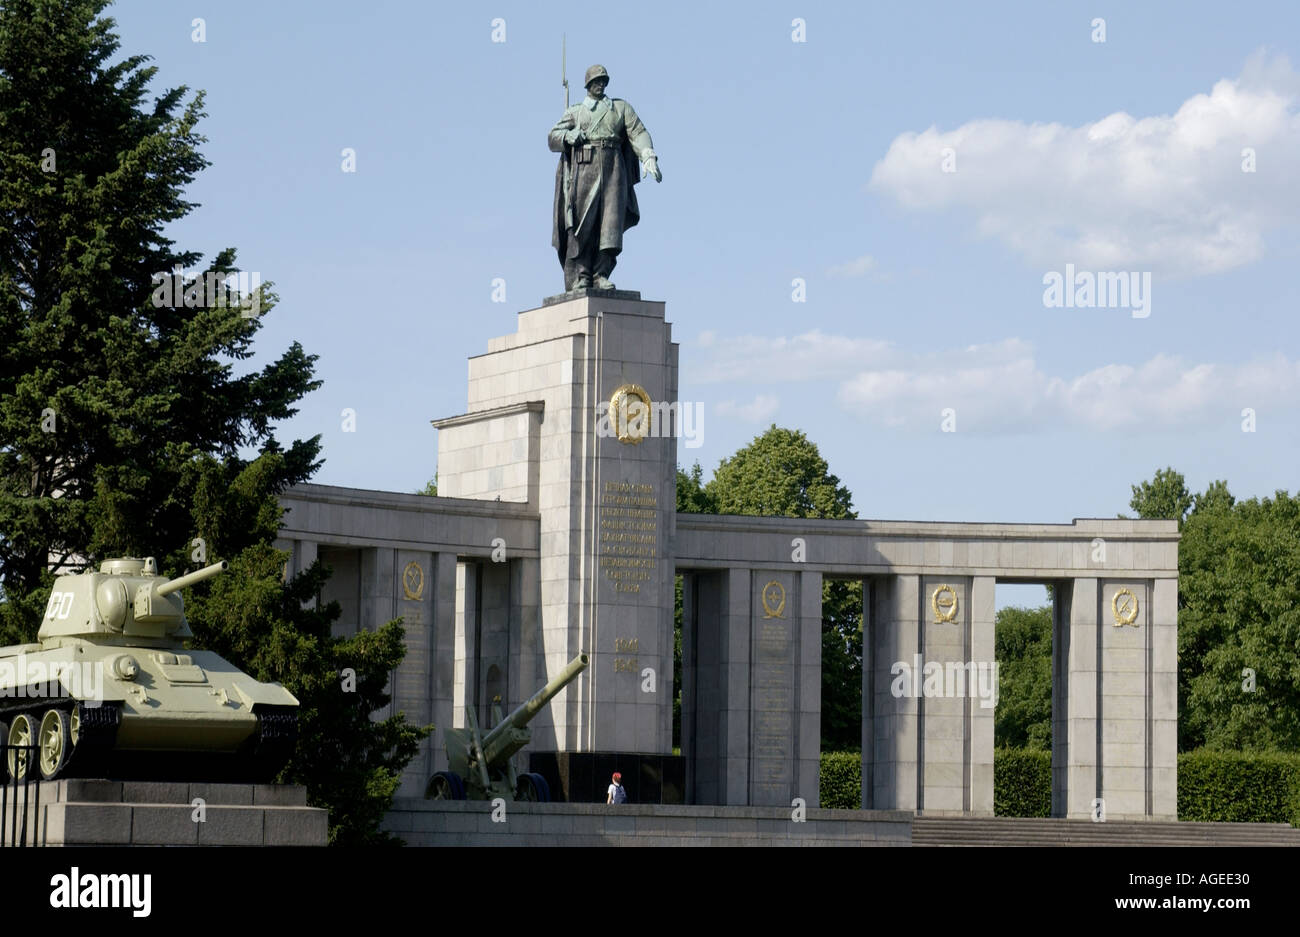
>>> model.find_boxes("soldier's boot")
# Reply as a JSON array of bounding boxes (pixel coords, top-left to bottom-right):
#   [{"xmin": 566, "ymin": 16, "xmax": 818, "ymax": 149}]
[
  {"xmin": 593, "ymin": 250, "xmax": 617, "ymax": 290},
  {"xmin": 574, "ymin": 274, "xmax": 592, "ymax": 290}
]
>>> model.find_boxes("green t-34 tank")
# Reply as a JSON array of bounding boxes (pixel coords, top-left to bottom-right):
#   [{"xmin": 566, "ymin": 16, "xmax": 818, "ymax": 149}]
[{"xmin": 0, "ymin": 557, "xmax": 298, "ymax": 782}]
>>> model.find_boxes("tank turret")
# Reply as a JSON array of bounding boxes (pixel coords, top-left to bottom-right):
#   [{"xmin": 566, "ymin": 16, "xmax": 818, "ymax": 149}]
[
  {"xmin": 1, "ymin": 557, "xmax": 298, "ymax": 783},
  {"xmin": 427, "ymin": 652, "xmax": 588, "ymax": 802}
]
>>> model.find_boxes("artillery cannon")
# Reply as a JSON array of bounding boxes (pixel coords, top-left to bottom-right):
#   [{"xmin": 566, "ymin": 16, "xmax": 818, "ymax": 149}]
[
  {"xmin": 427, "ymin": 652, "xmax": 588, "ymax": 802},
  {"xmin": 0, "ymin": 557, "xmax": 298, "ymax": 782}
]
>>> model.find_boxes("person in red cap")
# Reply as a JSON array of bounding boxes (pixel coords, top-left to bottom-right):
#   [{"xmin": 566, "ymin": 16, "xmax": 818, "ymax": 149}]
[{"xmin": 606, "ymin": 771, "xmax": 628, "ymax": 805}]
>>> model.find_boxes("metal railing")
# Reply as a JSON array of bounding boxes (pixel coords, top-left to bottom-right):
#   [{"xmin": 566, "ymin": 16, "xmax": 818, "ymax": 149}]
[{"xmin": 0, "ymin": 742, "xmax": 40, "ymax": 847}]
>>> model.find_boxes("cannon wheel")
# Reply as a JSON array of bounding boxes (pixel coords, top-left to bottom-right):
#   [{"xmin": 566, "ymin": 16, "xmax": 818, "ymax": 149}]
[
  {"xmin": 38, "ymin": 708, "xmax": 72, "ymax": 780},
  {"xmin": 426, "ymin": 770, "xmax": 466, "ymax": 801},
  {"xmin": 515, "ymin": 772, "xmax": 551, "ymax": 803}
]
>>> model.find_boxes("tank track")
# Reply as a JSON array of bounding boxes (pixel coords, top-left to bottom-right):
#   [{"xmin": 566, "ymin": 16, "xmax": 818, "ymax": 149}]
[
  {"xmin": 248, "ymin": 705, "xmax": 299, "ymax": 781},
  {"xmin": 1, "ymin": 696, "xmax": 299, "ymax": 782},
  {"xmin": 65, "ymin": 702, "xmax": 122, "ymax": 777}
]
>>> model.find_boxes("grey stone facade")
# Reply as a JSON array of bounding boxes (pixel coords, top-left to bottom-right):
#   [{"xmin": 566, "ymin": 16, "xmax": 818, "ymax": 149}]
[{"xmin": 277, "ymin": 293, "xmax": 1179, "ymax": 821}]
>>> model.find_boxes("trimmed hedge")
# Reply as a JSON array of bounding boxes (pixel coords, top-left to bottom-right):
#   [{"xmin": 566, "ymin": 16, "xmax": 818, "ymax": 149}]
[
  {"xmin": 820, "ymin": 751, "xmax": 861, "ymax": 808},
  {"xmin": 1178, "ymin": 750, "xmax": 1300, "ymax": 826},
  {"xmin": 994, "ymin": 747, "xmax": 1051, "ymax": 817},
  {"xmin": 822, "ymin": 747, "xmax": 1300, "ymax": 826}
]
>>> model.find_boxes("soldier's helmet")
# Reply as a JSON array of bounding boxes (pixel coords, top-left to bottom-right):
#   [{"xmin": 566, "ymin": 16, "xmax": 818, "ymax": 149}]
[{"xmin": 584, "ymin": 64, "xmax": 609, "ymax": 88}]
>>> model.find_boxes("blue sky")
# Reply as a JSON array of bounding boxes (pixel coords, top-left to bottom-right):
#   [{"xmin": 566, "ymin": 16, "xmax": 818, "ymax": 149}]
[{"xmin": 109, "ymin": 2, "xmax": 1298, "ymax": 605}]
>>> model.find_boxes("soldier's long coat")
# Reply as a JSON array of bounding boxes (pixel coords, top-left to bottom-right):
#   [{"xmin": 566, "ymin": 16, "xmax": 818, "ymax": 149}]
[{"xmin": 549, "ymin": 97, "xmax": 655, "ymax": 271}]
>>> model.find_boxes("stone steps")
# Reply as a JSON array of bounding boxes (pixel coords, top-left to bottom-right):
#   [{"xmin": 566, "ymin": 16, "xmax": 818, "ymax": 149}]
[{"xmin": 913, "ymin": 816, "xmax": 1300, "ymax": 847}]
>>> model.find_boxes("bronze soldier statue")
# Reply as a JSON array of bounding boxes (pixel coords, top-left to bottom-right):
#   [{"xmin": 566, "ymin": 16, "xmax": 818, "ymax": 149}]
[{"xmin": 549, "ymin": 65, "xmax": 661, "ymax": 292}]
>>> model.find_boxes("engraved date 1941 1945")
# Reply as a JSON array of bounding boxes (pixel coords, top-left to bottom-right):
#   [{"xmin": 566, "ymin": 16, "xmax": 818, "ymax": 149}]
[{"xmin": 614, "ymin": 636, "xmax": 639, "ymax": 672}]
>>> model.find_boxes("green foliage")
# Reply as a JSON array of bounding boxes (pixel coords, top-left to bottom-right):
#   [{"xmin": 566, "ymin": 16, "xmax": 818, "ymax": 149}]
[
  {"xmin": 0, "ymin": 1, "xmax": 429, "ymax": 844},
  {"xmin": 1179, "ymin": 490, "xmax": 1300, "ymax": 752},
  {"xmin": 994, "ymin": 748, "xmax": 1051, "ymax": 817},
  {"xmin": 415, "ymin": 474, "xmax": 437, "ymax": 496},
  {"xmin": 1126, "ymin": 466, "xmax": 1194, "ymax": 529},
  {"xmin": 707, "ymin": 426, "xmax": 854, "ymax": 520},
  {"xmin": 675, "ymin": 462, "xmax": 714, "ymax": 513},
  {"xmin": 1178, "ymin": 750, "xmax": 1300, "ymax": 826},
  {"xmin": 819, "ymin": 751, "xmax": 862, "ymax": 809},
  {"xmin": 1126, "ymin": 469, "xmax": 1300, "ymax": 752},
  {"xmin": 701, "ymin": 427, "xmax": 863, "ymax": 751},
  {"xmin": 994, "ymin": 605, "xmax": 1052, "ymax": 750}
]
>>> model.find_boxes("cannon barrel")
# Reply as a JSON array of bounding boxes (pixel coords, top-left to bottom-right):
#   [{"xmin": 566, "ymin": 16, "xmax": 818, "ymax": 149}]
[
  {"xmin": 480, "ymin": 652, "xmax": 588, "ymax": 765},
  {"xmin": 154, "ymin": 560, "xmax": 228, "ymax": 596}
]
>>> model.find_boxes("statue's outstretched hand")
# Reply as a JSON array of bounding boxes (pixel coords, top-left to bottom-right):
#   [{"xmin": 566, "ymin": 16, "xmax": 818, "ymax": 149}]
[{"xmin": 643, "ymin": 156, "xmax": 662, "ymax": 182}]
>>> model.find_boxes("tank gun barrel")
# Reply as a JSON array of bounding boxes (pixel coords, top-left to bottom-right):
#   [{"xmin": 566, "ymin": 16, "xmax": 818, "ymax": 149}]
[{"xmin": 154, "ymin": 560, "xmax": 228, "ymax": 596}]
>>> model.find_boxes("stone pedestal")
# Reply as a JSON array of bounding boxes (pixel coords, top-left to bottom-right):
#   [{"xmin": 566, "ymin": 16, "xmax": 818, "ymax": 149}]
[
  {"xmin": 434, "ymin": 291, "xmax": 679, "ymax": 757},
  {"xmin": 4, "ymin": 780, "xmax": 327, "ymax": 846}
]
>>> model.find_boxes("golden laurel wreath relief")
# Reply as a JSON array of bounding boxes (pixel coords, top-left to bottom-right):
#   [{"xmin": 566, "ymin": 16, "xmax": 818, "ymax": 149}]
[
  {"xmin": 609, "ymin": 383, "xmax": 652, "ymax": 444},
  {"xmin": 1112, "ymin": 587, "xmax": 1139, "ymax": 627},
  {"xmin": 931, "ymin": 584, "xmax": 959, "ymax": 623},
  {"xmin": 761, "ymin": 580, "xmax": 787, "ymax": 619},
  {"xmin": 402, "ymin": 561, "xmax": 425, "ymax": 601}
]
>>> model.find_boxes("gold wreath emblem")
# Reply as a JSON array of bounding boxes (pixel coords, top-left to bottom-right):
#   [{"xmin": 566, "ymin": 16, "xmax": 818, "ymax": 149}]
[
  {"xmin": 1112, "ymin": 587, "xmax": 1139, "ymax": 627},
  {"xmin": 931, "ymin": 584, "xmax": 959, "ymax": 623},
  {"xmin": 609, "ymin": 383, "xmax": 652, "ymax": 445},
  {"xmin": 402, "ymin": 561, "xmax": 425, "ymax": 601},
  {"xmin": 761, "ymin": 580, "xmax": 786, "ymax": 619}
]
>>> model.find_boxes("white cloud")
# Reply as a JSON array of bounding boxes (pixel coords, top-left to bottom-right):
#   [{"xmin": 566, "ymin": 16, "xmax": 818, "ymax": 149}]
[
  {"xmin": 869, "ymin": 51, "xmax": 1300, "ymax": 276},
  {"xmin": 828, "ymin": 254, "xmax": 877, "ymax": 277},
  {"xmin": 688, "ymin": 329, "xmax": 892, "ymax": 383},
  {"xmin": 715, "ymin": 395, "xmax": 780, "ymax": 424},
  {"xmin": 693, "ymin": 327, "xmax": 1300, "ymax": 432},
  {"xmin": 837, "ymin": 345, "xmax": 1300, "ymax": 433}
]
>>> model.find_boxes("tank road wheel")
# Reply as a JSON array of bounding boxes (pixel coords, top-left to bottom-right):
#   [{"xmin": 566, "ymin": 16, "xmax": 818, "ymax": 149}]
[
  {"xmin": 7, "ymin": 713, "xmax": 38, "ymax": 782},
  {"xmin": 515, "ymin": 772, "xmax": 551, "ymax": 802},
  {"xmin": 38, "ymin": 709, "xmax": 72, "ymax": 780},
  {"xmin": 0, "ymin": 720, "xmax": 8, "ymax": 782},
  {"xmin": 425, "ymin": 771, "xmax": 466, "ymax": 801},
  {"xmin": 69, "ymin": 707, "xmax": 80, "ymax": 748}
]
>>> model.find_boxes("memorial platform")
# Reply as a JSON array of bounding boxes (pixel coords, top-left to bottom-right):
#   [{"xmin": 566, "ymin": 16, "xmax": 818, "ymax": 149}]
[{"xmin": 383, "ymin": 799, "xmax": 911, "ymax": 846}]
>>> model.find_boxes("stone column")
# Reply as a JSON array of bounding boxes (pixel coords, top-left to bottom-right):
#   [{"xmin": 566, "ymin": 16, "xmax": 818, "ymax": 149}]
[
  {"xmin": 720, "ymin": 568, "xmax": 752, "ymax": 805},
  {"xmin": 429, "ymin": 551, "xmax": 458, "ymax": 775},
  {"xmin": 453, "ymin": 560, "xmax": 479, "ymax": 731},
  {"xmin": 391, "ymin": 549, "xmax": 430, "ymax": 798},
  {"xmin": 1063, "ymin": 577, "xmax": 1099, "ymax": 819},
  {"xmin": 795, "ymin": 570, "xmax": 822, "ymax": 808},
  {"xmin": 1099, "ymin": 579, "xmax": 1151, "ymax": 820},
  {"xmin": 861, "ymin": 580, "xmax": 875, "ymax": 810},
  {"xmin": 870, "ymin": 574, "xmax": 920, "ymax": 811},
  {"xmin": 682, "ymin": 568, "xmax": 748, "ymax": 805},
  {"xmin": 969, "ymin": 575, "xmax": 996, "ymax": 815},
  {"xmin": 1152, "ymin": 577, "xmax": 1178, "ymax": 819}
]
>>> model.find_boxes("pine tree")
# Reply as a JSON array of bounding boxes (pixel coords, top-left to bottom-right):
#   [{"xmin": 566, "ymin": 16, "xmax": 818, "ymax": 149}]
[{"xmin": 0, "ymin": 0, "xmax": 429, "ymax": 843}]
